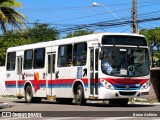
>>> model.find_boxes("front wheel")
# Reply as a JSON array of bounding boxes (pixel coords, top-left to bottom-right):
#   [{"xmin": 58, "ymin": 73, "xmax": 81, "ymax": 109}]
[{"xmin": 75, "ymin": 84, "xmax": 86, "ymax": 105}]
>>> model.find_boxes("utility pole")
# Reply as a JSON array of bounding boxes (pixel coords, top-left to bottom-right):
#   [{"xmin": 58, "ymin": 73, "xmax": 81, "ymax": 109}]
[{"xmin": 132, "ymin": 0, "xmax": 138, "ymax": 33}]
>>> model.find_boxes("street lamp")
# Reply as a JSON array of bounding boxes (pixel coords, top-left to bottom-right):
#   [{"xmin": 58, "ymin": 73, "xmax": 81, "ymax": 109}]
[{"xmin": 92, "ymin": 2, "xmax": 130, "ymax": 31}]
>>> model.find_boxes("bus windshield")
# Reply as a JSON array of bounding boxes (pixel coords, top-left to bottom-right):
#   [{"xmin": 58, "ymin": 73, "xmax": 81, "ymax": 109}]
[{"xmin": 101, "ymin": 47, "xmax": 150, "ymax": 77}]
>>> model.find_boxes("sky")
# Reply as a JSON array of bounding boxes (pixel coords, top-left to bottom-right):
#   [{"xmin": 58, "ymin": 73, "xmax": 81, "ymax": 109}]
[{"xmin": 17, "ymin": 0, "xmax": 160, "ymax": 35}]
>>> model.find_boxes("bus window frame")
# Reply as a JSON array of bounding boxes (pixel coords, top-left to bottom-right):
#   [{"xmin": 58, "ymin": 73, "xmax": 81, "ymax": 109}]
[
  {"xmin": 33, "ymin": 48, "xmax": 45, "ymax": 69},
  {"xmin": 23, "ymin": 49, "xmax": 33, "ymax": 70},
  {"xmin": 58, "ymin": 44, "xmax": 73, "ymax": 67},
  {"xmin": 6, "ymin": 52, "xmax": 16, "ymax": 71},
  {"xmin": 73, "ymin": 42, "xmax": 87, "ymax": 66}
]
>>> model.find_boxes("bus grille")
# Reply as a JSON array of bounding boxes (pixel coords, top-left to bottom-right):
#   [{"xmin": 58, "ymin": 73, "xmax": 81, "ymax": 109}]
[
  {"xmin": 114, "ymin": 84, "xmax": 140, "ymax": 90},
  {"xmin": 119, "ymin": 91, "xmax": 136, "ymax": 96}
]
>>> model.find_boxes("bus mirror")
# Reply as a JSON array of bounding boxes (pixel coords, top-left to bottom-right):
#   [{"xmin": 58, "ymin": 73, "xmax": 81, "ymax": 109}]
[{"xmin": 99, "ymin": 51, "xmax": 104, "ymax": 60}]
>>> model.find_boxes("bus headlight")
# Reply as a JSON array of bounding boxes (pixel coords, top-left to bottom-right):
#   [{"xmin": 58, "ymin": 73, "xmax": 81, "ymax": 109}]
[
  {"xmin": 100, "ymin": 79, "xmax": 114, "ymax": 90},
  {"xmin": 140, "ymin": 80, "xmax": 150, "ymax": 90}
]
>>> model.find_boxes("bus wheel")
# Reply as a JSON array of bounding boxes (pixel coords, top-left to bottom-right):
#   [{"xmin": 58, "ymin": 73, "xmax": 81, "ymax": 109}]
[
  {"xmin": 25, "ymin": 85, "xmax": 33, "ymax": 103},
  {"xmin": 75, "ymin": 84, "xmax": 86, "ymax": 105}
]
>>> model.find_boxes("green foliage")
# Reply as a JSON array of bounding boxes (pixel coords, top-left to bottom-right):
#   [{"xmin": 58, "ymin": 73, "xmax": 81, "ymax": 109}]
[
  {"xmin": 0, "ymin": 23, "xmax": 60, "ymax": 66},
  {"xmin": 0, "ymin": 30, "xmax": 31, "ymax": 65},
  {"xmin": 140, "ymin": 27, "xmax": 160, "ymax": 67},
  {"xmin": 0, "ymin": 0, "xmax": 28, "ymax": 33},
  {"xmin": 65, "ymin": 29, "xmax": 94, "ymax": 38},
  {"xmin": 27, "ymin": 23, "xmax": 59, "ymax": 43},
  {"xmin": 140, "ymin": 27, "xmax": 160, "ymax": 49},
  {"xmin": 0, "ymin": 24, "xmax": 94, "ymax": 66}
]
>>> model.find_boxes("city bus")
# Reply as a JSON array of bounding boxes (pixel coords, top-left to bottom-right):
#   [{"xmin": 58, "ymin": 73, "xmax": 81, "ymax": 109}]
[{"xmin": 5, "ymin": 33, "xmax": 151, "ymax": 106}]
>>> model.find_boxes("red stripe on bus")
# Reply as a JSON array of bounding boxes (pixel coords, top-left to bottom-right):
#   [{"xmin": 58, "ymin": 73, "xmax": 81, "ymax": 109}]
[
  {"xmin": 5, "ymin": 78, "xmax": 89, "ymax": 85},
  {"xmin": 5, "ymin": 81, "xmax": 16, "ymax": 85},
  {"xmin": 104, "ymin": 78, "xmax": 148, "ymax": 84}
]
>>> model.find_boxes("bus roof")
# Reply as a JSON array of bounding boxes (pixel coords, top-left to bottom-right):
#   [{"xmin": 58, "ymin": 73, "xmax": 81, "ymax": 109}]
[{"xmin": 7, "ymin": 32, "xmax": 145, "ymax": 52}]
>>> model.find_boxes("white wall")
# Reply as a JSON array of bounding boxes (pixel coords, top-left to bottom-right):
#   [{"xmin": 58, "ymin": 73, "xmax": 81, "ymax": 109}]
[{"xmin": 0, "ymin": 66, "xmax": 6, "ymax": 95}]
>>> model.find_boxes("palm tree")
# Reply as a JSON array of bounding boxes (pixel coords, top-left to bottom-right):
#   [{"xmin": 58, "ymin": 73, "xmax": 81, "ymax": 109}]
[{"xmin": 0, "ymin": 0, "xmax": 28, "ymax": 33}]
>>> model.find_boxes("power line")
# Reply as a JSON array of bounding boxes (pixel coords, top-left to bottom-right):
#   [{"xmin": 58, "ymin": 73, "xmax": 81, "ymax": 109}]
[
  {"xmin": 56, "ymin": 16, "xmax": 160, "ymax": 33},
  {"xmin": 14, "ymin": 1, "xmax": 159, "ymax": 12},
  {"xmin": 2, "ymin": 2, "xmax": 159, "ymax": 25},
  {"xmin": 2, "ymin": 8, "xmax": 160, "ymax": 33},
  {"xmin": 1, "ymin": 15, "xmax": 160, "ymax": 37}
]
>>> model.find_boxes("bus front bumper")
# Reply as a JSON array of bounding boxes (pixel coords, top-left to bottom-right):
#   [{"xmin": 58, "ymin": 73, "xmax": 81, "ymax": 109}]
[{"xmin": 98, "ymin": 87, "xmax": 150, "ymax": 99}]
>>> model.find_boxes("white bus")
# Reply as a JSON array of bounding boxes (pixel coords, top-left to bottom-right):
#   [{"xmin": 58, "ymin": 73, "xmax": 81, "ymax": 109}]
[{"xmin": 5, "ymin": 33, "xmax": 151, "ymax": 106}]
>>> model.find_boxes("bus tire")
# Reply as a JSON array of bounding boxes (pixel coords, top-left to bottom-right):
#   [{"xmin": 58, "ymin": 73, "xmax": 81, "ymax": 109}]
[
  {"xmin": 25, "ymin": 85, "xmax": 33, "ymax": 103},
  {"xmin": 75, "ymin": 84, "xmax": 86, "ymax": 105}
]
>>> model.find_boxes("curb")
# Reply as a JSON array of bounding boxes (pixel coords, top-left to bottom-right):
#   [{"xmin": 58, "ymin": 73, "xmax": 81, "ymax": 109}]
[{"xmin": 0, "ymin": 102, "xmax": 9, "ymax": 109}]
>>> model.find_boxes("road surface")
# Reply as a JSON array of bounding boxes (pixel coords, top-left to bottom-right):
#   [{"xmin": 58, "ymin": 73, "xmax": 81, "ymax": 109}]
[{"xmin": 0, "ymin": 97, "xmax": 160, "ymax": 119}]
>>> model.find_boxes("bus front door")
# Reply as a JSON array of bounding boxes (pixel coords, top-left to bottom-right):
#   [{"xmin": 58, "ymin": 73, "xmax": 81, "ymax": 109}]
[
  {"xmin": 89, "ymin": 47, "xmax": 99, "ymax": 97},
  {"xmin": 47, "ymin": 53, "xmax": 56, "ymax": 98}
]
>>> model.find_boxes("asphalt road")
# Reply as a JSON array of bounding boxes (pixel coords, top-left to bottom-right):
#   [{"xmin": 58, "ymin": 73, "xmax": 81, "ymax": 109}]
[{"xmin": 0, "ymin": 97, "xmax": 160, "ymax": 120}]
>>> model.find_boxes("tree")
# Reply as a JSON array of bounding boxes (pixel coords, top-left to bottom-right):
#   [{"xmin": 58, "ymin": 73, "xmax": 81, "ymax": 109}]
[
  {"xmin": 140, "ymin": 28, "xmax": 160, "ymax": 50},
  {"xmin": 140, "ymin": 27, "xmax": 160, "ymax": 67},
  {"xmin": 0, "ymin": 23, "xmax": 60, "ymax": 65},
  {"xmin": 0, "ymin": 30, "xmax": 31, "ymax": 65},
  {"xmin": 27, "ymin": 23, "xmax": 59, "ymax": 43},
  {"xmin": 65, "ymin": 29, "xmax": 94, "ymax": 38},
  {"xmin": 0, "ymin": 0, "xmax": 27, "ymax": 33}
]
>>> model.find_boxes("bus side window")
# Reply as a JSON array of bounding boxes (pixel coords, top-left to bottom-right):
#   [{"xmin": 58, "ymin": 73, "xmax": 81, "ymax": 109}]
[
  {"xmin": 6, "ymin": 52, "xmax": 16, "ymax": 71},
  {"xmin": 24, "ymin": 49, "xmax": 33, "ymax": 69},
  {"xmin": 58, "ymin": 44, "xmax": 72, "ymax": 67},
  {"xmin": 73, "ymin": 42, "xmax": 87, "ymax": 66},
  {"xmin": 33, "ymin": 48, "xmax": 45, "ymax": 69}
]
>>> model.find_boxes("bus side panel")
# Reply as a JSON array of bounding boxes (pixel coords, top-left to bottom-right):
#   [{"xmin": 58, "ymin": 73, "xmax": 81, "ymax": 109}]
[
  {"xmin": 5, "ymin": 71, "xmax": 17, "ymax": 96},
  {"xmin": 22, "ymin": 69, "xmax": 47, "ymax": 97},
  {"xmin": 55, "ymin": 66, "xmax": 89, "ymax": 98},
  {"xmin": 55, "ymin": 67, "xmax": 77, "ymax": 98},
  {"xmin": 5, "ymin": 51, "xmax": 23, "ymax": 96}
]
